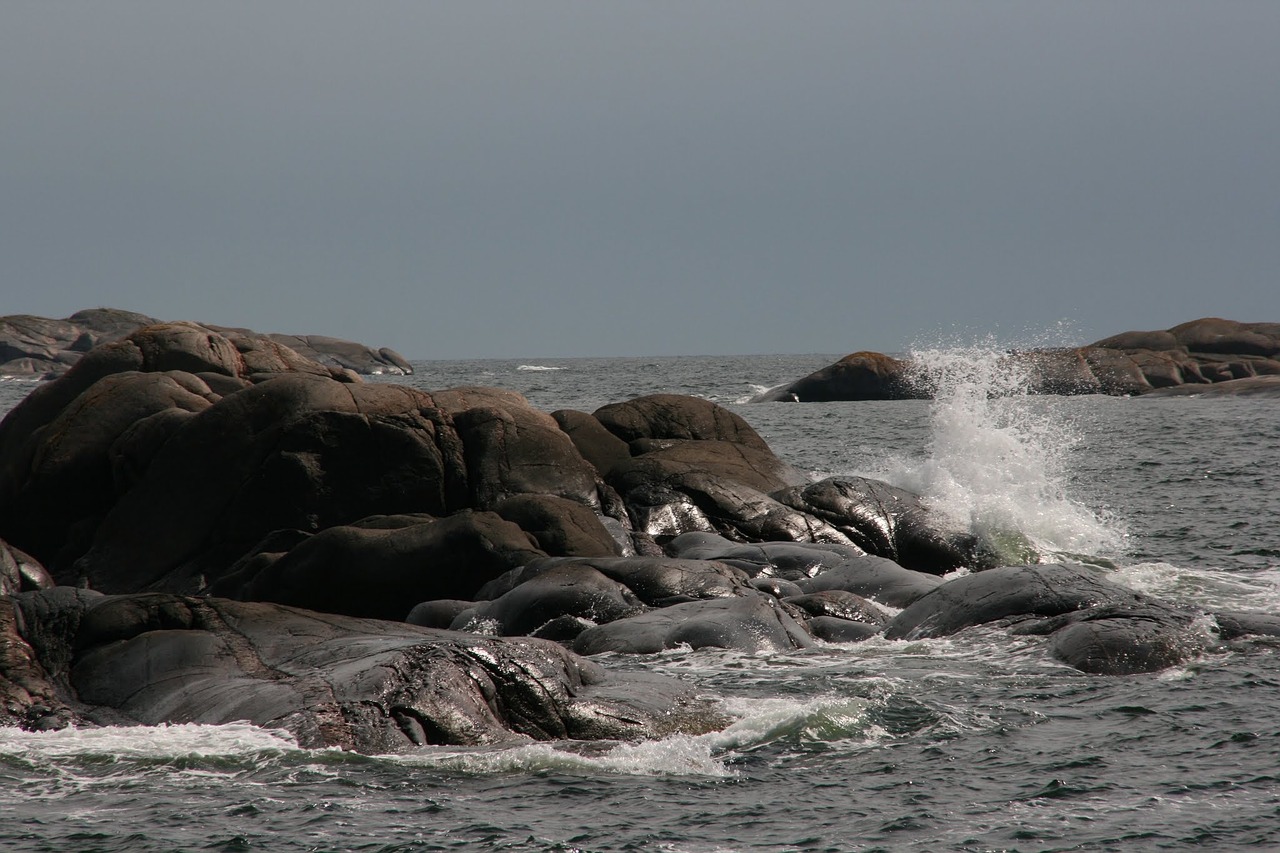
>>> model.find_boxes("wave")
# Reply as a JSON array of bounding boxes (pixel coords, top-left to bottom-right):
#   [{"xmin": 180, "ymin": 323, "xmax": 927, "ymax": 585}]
[
  {"xmin": 516, "ymin": 364, "xmax": 565, "ymax": 372},
  {"xmin": 0, "ymin": 695, "xmax": 888, "ymax": 781},
  {"xmin": 875, "ymin": 336, "xmax": 1128, "ymax": 559}
]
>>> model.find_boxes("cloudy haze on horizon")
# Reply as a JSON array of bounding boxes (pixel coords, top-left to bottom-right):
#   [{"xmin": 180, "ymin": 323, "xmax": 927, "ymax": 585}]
[{"xmin": 2, "ymin": 2, "xmax": 1277, "ymax": 359}]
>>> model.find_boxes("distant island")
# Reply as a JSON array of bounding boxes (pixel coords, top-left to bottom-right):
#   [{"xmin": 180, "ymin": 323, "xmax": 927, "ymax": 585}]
[
  {"xmin": 0, "ymin": 307, "xmax": 412, "ymax": 379},
  {"xmin": 752, "ymin": 317, "xmax": 1280, "ymax": 401}
]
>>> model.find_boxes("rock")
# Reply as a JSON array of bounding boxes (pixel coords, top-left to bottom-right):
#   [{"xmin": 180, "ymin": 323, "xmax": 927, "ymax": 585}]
[
  {"xmin": 0, "ymin": 540, "xmax": 53, "ymax": 596},
  {"xmin": 753, "ymin": 318, "xmax": 1280, "ymax": 402},
  {"xmin": 492, "ymin": 494, "xmax": 623, "ymax": 558},
  {"xmin": 805, "ymin": 616, "xmax": 882, "ymax": 644},
  {"xmin": 1143, "ymin": 376, "xmax": 1280, "ymax": 397},
  {"xmin": 228, "ymin": 511, "xmax": 546, "ymax": 621},
  {"xmin": 774, "ymin": 477, "xmax": 1029, "ymax": 573},
  {"xmin": 572, "ymin": 594, "xmax": 813, "ymax": 655},
  {"xmin": 782, "ymin": 590, "xmax": 890, "ymax": 626},
  {"xmin": 2, "ymin": 588, "xmax": 725, "ymax": 748},
  {"xmin": 0, "ymin": 310, "xmax": 412, "ymax": 380},
  {"xmin": 448, "ymin": 562, "xmax": 645, "ymax": 637},
  {"xmin": 0, "ymin": 309, "xmax": 158, "ymax": 378},
  {"xmin": 60, "ymin": 375, "xmax": 471, "ymax": 590},
  {"xmin": 796, "ymin": 555, "xmax": 943, "ymax": 609},
  {"xmin": 752, "ymin": 352, "xmax": 921, "ymax": 402},
  {"xmin": 477, "ymin": 555, "xmax": 754, "ymax": 607},
  {"xmin": 883, "ymin": 564, "xmax": 1143, "ymax": 640},
  {"xmin": 1011, "ymin": 602, "xmax": 1210, "ymax": 675},
  {"xmin": 594, "ymin": 393, "xmax": 773, "ymax": 451},
  {"xmin": 665, "ymin": 531, "xmax": 865, "ymax": 580}
]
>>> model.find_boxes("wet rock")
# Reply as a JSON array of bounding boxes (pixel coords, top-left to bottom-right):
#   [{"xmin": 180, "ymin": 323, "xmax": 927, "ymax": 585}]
[
  {"xmin": 229, "ymin": 511, "xmax": 546, "ymax": 621},
  {"xmin": 2, "ymin": 588, "xmax": 723, "ymax": 749},
  {"xmin": 774, "ymin": 476, "xmax": 1034, "ymax": 573},
  {"xmin": 572, "ymin": 594, "xmax": 813, "ymax": 655},
  {"xmin": 796, "ymin": 555, "xmax": 944, "ymax": 609},
  {"xmin": 884, "ymin": 564, "xmax": 1143, "ymax": 640},
  {"xmin": 782, "ymin": 590, "xmax": 890, "ymax": 626},
  {"xmin": 1012, "ymin": 602, "xmax": 1210, "ymax": 675},
  {"xmin": 594, "ymin": 393, "xmax": 773, "ymax": 451},
  {"xmin": 448, "ymin": 562, "xmax": 645, "ymax": 637}
]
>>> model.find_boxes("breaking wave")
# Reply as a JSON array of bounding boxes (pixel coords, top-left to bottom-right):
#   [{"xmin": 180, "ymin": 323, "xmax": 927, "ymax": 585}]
[{"xmin": 880, "ymin": 336, "xmax": 1127, "ymax": 559}]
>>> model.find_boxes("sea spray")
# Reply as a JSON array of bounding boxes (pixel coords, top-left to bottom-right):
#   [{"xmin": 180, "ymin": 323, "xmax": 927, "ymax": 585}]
[{"xmin": 881, "ymin": 338, "xmax": 1127, "ymax": 560}]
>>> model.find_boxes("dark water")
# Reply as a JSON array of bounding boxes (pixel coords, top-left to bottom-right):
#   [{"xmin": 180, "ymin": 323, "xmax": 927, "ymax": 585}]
[{"xmin": 2, "ymin": 354, "xmax": 1279, "ymax": 852}]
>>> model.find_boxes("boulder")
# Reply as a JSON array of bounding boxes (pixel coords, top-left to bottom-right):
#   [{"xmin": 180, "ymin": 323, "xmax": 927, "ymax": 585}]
[
  {"xmin": 883, "ymin": 564, "xmax": 1144, "ymax": 640},
  {"xmin": 225, "ymin": 511, "xmax": 546, "ymax": 621},
  {"xmin": 752, "ymin": 352, "xmax": 921, "ymax": 402},
  {"xmin": 594, "ymin": 393, "xmax": 773, "ymax": 451},
  {"xmin": 476, "ymin": 555, "xmax": 753, "ymax": 607},
  {"xmin": 572, "ymin": 594, "xmax": 813, "ymax": 655},
  {"xmin": 0, "ymin": 540, "xmax": 53, "ymax": 597},
  {"xmin": 1011, "ymin": 602, "xmax": 1211, "ymax": 675},
  {"xmin": 774, "ymin": 477, "xmax": 1027, "ymax": 573},
  {"xmin": 665, "ymin": 531, "xmax": 864, "ymax": 580},
  {"xmin": 782, "ymin": 590, "xmax": 890, "ymax": 626},
  {"xmin": 447, "ymin": 562, "xmax": 646, "ymax": 637},
  {"xmin": 796, "ymin": 555, "xmax": 943, "ymax": 609}
]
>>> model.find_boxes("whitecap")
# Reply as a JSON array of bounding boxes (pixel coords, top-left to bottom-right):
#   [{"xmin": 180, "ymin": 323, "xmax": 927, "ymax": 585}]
[{"xmin": 871, "ymin": 335, "xmax": 1128, "ymax": 560}]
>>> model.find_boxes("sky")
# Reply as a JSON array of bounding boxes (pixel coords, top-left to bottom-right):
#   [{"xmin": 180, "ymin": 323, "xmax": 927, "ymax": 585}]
[{"xmin": 2, "ymin": 2, "xmax": 1278, "ymax": 359}]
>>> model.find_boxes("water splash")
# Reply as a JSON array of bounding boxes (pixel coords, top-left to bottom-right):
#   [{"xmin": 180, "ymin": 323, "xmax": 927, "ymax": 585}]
[{"xmin": 883, "ymin": 336, "xmax": 1126, "ymax": 559}]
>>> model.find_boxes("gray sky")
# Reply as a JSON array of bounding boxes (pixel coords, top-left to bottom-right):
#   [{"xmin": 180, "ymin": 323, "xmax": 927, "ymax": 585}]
[{"xmin": 2, "ymin": 2, "xmax": 1277, "ymax": 358}]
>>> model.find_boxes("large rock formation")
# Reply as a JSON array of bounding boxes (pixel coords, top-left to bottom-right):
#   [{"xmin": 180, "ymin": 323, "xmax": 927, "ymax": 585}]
[
  {"xmin": 753, "ymin": 318, "xmax": 1280, "ymax": 401},
  {"xmin": 7, "ymin": 320, "xmax": 1280, "ymax": 746},
  {"xmin": 0, "ymin": 309, "xmax": 412, "ymax": 379}
]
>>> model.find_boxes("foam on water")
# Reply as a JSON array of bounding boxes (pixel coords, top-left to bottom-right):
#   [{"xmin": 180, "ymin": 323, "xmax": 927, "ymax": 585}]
[
  {"xmin": 388, "ymin": 694, "xmax": 884, "ymax": 778},
  {"xmin": 877, "ymin": 336, "xmax": 1127, "ymax": 559},
  {"xmin": 0, "ymin": 722, "xmax": 300, "ymax": 762},
  {"xmin": 1114, "ymin": 561, "xmax": 1280, "ymax": 611}
]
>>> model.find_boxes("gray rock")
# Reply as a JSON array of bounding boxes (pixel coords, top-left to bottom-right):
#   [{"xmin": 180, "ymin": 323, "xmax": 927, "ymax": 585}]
[
  {"xmin": 573, "ymin": 594, "xmax": 813, "ymax": 655},
  {"xmin": 884, "ymin": 564, "xmax": 1143, "ymax": 640},
  {"xmin": 3, "ymin": 589, "xmax": 725, "ymax": 749}
]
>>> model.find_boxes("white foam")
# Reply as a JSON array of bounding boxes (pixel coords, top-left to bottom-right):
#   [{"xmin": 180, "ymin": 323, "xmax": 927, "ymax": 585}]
[
  {"xmin": 1113, "ymin": 561, "xmax": 1280, "ymax": 611},
  {"xmin": 0, "ymin": 722, "xmax": 299, "ymax": 761},
  {"xmin": 516, "ymin": 364, "xmax": 565, "ymax": 372},
  {"xmin": 876, "ymin": 336, "xmax": 1127, "ymax": 559},
  {"xmin": 387, "ymin": 693, "xmax": 882, "ymax": 778},
  {"xmin": 390, "ymin": 735, "xmax": 730, "ymax": 777}
]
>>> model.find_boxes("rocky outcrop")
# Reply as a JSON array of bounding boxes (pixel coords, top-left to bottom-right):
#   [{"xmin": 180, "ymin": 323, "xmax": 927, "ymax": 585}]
[
  {"xmin": 9, "ymin": 320, "xmax": 1280, "ymax": 747},
  {"xmin": 753, "ymin": 318, "xmax": 1280, "ymax": 401},
  {"xmin": 1, "ymin": 588, "xmax": 724, "ymax": 748},
  {"xmin": 0, "ymin": 309, "xmax": 412, "ymax": 378}
]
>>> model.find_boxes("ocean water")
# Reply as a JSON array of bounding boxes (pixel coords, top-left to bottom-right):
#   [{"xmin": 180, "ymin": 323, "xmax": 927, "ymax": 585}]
[{"xmin": 2, "ymin": 352, "xmax": 1279, "ymax": 852}]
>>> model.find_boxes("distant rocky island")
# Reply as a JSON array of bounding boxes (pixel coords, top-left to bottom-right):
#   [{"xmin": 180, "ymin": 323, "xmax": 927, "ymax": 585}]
[
  {"xmin": 752, "ymin": 317, "xmax": 1280, "ymax": 401},
  {"xmin": 0, "ymin": 307, "xmax": 412, "ymax": 379}
]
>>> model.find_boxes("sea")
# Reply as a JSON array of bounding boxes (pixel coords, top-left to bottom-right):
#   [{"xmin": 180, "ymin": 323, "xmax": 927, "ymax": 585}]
[{"xmin": 2, "ymin": 349, "xmax": 1279, "ymax": 852}]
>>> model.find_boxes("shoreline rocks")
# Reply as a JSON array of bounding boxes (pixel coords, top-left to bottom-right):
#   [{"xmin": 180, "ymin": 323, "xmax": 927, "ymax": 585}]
[
  {"xmin": 5, "ymin": 317, "xmax": 1280, "ymax": 746},
  {"xmin": 752, "ymin": 318, "xmax": 1280, "ymax": 402},
  {"xmin": 0, "ymin": 309, "xmax": 412, "ymax": 379}
]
